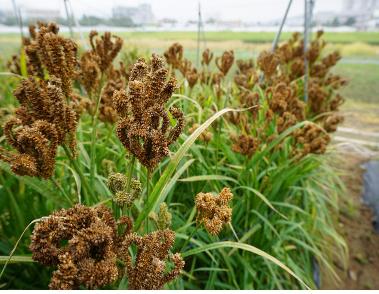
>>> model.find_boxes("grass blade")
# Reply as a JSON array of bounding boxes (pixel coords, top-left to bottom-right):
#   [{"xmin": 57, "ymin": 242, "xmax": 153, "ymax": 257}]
[
  {"xmin": 236, "ymin": 186, "xmax": 287, "ymax": 219},
  {"xmin": 0, "ymin": 256, "xmax": 34, "ymax": 264},
  {"xmin": 179, "ymin": 175, "xmax": 238, "ymax": 184},
  {"xmin": 182, "ymin": 241, "xmax": 310, "ymax": 289}
]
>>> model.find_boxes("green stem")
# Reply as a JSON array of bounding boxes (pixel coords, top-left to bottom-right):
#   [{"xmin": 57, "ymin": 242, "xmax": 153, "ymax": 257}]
[
  {"xmin": 229, "ymin": 222, "xmax": 240, "ymax": 242},
  {"xmin": 0, "ymin": 174, "xmax": 24, "ymax": 230},
  {"xmin": 126, "ymin": 156, "xmax": 136, "ymax": 192},
  {"xmin": 63, "ymin": 144, "xmax": 93, "ymax": 205},
  {"xmin": 181, "ymin": 225, "xmax": 199, "ymax": 252},
  {"xmin": 145, "ymin": 168, "xmax": 150, "ymax": 233},
  {"xmin": 50, "ymin": 178, "xmax": 73, "ymax": 205},
  {"xmin": 90, "ymin": 76, "xmax": 104, "ymax": 188}
]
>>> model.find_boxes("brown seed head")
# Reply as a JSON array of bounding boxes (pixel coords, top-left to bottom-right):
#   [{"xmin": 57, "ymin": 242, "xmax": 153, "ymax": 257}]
[
  {"xmin": 30, "ymin": 204, "xmax": 119, "ymax": 289},
  {"xmin": 215, "ymin": 50, "xmax": 234, "ymax": 75},
  {"xmin": 195, "ymin": 187, "xmax": 233, "ymax": 235},
  {"xmin": 113, "ymin": 54, "xmax": 185, "ymax": 171},
  {"xmin": 118, "ymin": 229, "xmax": 184, "ymax": 290},
  {"xmin": 88, "ymin": 30, "xmax": 123, "ymax": 73},
  {"xmin": 201, "ymin": 48, "xmax": 214, "ymax": 66},
  {"xmin": 257, "ymin": 51, "xmax": 280, "ymax": 78}
]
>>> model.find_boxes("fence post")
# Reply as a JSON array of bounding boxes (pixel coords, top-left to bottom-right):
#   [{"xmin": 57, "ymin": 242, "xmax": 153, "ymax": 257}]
[
  {"xmin": 303, "ymin": 0, "xmax": 310, "ymax": 102},
  {"xmin": 271, "ymin": 0, "xmax": 293, "ymax": 51},
  {"xmin": 11, "ymin": 0, "xmax": 23, "ymax": 38},
  {"xmin": 63, "ymin": 0, "xmax": 74, "ymax": 38},
  {"xmin": 196, "ymin": 2, "xmax": 201, "ymax": 68}
]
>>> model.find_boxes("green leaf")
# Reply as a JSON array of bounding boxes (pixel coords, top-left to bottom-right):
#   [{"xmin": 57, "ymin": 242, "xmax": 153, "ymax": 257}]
[
  {"xmin": 154, "ymin": 158, "xmax": 195, "ymax": 210},
  {"xmin": 236, "ymin": 186, "xmax": 287, "ymax": 219},
  {"xmin": 0, "ymin": 256, "xmax": 34, "ymax": 264},
  {"xmin": 182, "ymin": 241, "xmax": 310, "ymax": 289},
  {"xmin": 20, "ymin": 46, "xmax": 28, "ymax": 77},
  {"xmin": 0, "ymin": 162, "xmax": 58, "ymax": 202},
  {"xmin": 179, "ymin": 175, "xmax": 238, "ymax": 184}
]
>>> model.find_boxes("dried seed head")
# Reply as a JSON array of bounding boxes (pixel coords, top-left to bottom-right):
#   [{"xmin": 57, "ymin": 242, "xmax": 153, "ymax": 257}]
[
  {"xmin": 215, "ymin": 50, "xmax": 234, "ymax": 75},
  {"xmin": 88, "ymin": 31, "xmax": 123, "ymax": 73},
  {"xmin": 0, "ymin": 75, "xmax": 78, "ymax": 178},
  {"xmin": 23, "ymin": 22, "xmax": 78, "ymax": 96},
  {"xmin": 329, "ymin": 94, "xmax": 344, "ymax": 112},
  {"xmin": 98, "ymin": 66, "xmax": 126, "ymax": 123},
  {"xmin": 30, "ymin": 204, "xmax": 119, "ymax": 289},
  {"xmin": 236, "ymin": 59, "xmax": 254, "ymax": 75},
  {"xmin": 195, "ymin": 187, "xmax": 233, "ymax": 235},
  {"xmin": 201, "ymin": 48, "xmax": 214, "ymax": 66},
  {"xmin": 78, "ymin": 51, "xmax": 101, "ymax": 96},
  {"xmin": 113, "ymin": 54, "xmax": 185, "ymax": 171},
  {"xmin": 231, "ymin": 134, "xmax": 259, "ymax": 158},
  {"xmin": 277, "ymin": 111, "xmax": 297, "ymax": 134},
  {"xmin": 107, "ymin": 172, "xmax": 128, "ymax": 194},
  {"xmin": 293, "ymin": 123, "xmax": 331, "ymax": 157},
  {"xmin": 306, "ymin": 37, "xmax": 325, "ymax": 64},
  {"xmin": 257, "ymin": 50, "xmax": 280, "ymax": 78},
  {"xmin": 2, "ymin": 119, "xmax": 58, "ymax": 178},
  {"xmin": 118, "ymin": 229, "xmax": 184, "ymax": 290},
  {"xmin": 164, "ymin": 42, "xmax": 184, "ymax": 70},
  {"xmin": 323, "ymin": 114, "xmax": 344, "ymax": 133},
  {"xmin": 239, "ymin": 91, "xmax": 260, "ymax": 118},
  {"xmin": 185, "ymin": 67, "xmax": 199, "ymax": 88}
]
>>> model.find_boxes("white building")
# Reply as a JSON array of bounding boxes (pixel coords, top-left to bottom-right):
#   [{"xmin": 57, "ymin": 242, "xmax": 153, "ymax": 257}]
[
  {"xmin": 341, "ymin": 0, "xmax": 379, "ymax": 29},
  {"xmin": 22, "ymin": 8, "xmax": 61, "ymax": 22},
  {"xmin": 112, "ymin": 4, "xmax": 154, "ymax": 25}
]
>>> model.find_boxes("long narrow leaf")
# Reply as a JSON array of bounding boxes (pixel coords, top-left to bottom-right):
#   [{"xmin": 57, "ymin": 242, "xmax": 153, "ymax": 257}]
[
  {"xmin": 182, "ymin": 241, "xmax": 310, "ymax": 289},
  {"xmin": 0, "ymin": 256, "xmax": 34, "ymax": 264},
  {"xmin": 179, "ymin": 175, "xmax": 238, "ymax": 184}
]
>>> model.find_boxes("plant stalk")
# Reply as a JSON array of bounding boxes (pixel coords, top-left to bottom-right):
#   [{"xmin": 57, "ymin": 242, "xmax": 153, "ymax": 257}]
[
  {"xmin": 63, "ymin": 144, "xmax": 93, "ymax": 204},
  {"xmin": 89, "ymin": 75, "xmax": 104, "ymax": 188}
]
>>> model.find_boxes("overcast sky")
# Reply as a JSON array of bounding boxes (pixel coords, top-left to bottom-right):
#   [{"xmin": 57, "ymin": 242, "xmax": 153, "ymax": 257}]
[{"xmin": 0, "ymin": 0, "xmax": 344, "ymax": 22}]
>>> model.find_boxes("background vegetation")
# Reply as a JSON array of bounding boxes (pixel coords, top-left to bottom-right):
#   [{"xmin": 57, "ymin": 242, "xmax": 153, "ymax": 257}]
[{"xmin": 0, "ymin": 29, "xmax": 378, "ymax": 289}]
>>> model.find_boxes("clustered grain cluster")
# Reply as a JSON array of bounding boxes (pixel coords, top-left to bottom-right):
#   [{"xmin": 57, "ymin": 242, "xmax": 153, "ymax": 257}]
[
  {"xmin": 113, "ymin": 54, "xmax": 185, "ymax": 171},
  {"xmin": 30, "ymin": 204, "xmax": 184, "ymax": 290},
  {"xmin": 0, "ymin": 22, "xmax": 78, "ymax": 178},
  {"xmin": 195, "ymin": 187, "xmax": 233, "ymax": 235}
]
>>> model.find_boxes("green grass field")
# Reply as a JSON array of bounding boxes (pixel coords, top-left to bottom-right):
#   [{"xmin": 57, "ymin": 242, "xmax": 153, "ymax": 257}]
[
  {"xmin": 334, "ymin": 63, "xmax": 379, "ymax": 103},
  {"xmin": 119, "ymin": 31, "xmax": 379, "ymax": 44}
]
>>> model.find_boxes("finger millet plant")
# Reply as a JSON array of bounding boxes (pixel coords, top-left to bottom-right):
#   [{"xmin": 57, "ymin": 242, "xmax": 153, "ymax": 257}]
[{"xmin": 0, "ymin": 22, "xmax": 348, "ymax": 290}]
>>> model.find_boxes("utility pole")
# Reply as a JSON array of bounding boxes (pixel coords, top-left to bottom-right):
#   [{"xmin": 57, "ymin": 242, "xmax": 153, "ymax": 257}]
[
  {"xmin": 272, "ymin": 0, "xmax": 293, "ymax": 51},
  {"xmin": 196, "ymin": 2, "xmax": 202, "ymax": 68},
  {"xmin": 67, "ymin": 0, "xmax": 87, "ymax": 49},
  {"xmin": 63, "ymin": 0, "xmax": 74, "ymax": 38},
  {"xmin": 11, "ymin": 0, "xmax": 23, "ymax": 38},
  {"xmin": 303, "ymin": 0, "xmax": 315, "ymax": 102}
]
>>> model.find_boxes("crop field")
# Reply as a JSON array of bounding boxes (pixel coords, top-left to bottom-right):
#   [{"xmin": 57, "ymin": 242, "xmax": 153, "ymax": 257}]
[{"xmin": 0, "ymin": 24, "xmax": 378, "ymax": 290}]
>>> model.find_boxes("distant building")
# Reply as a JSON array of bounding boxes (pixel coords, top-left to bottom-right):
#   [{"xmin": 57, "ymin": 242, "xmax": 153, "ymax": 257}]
[
  {"xmin": 22, "ymin": 8, "xmax": 61, "ymax": 22},
  {"xmin": 342, "ymin": 0, "xmax": 378, "ymax": 13},
  {"xmin": 0, "ymin": 9, "xmax": 16, "ymax": 23},
  {"xmin": 112, "ymin": 3, "xmax": 154, "ymax": 25},
  {"xmin": 340, "ymin": 0, "xmax": 379, "ymax": 29},
  {"xmin": 285, "ymin": 0, "xmax": 379, "ymax": 30}
]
